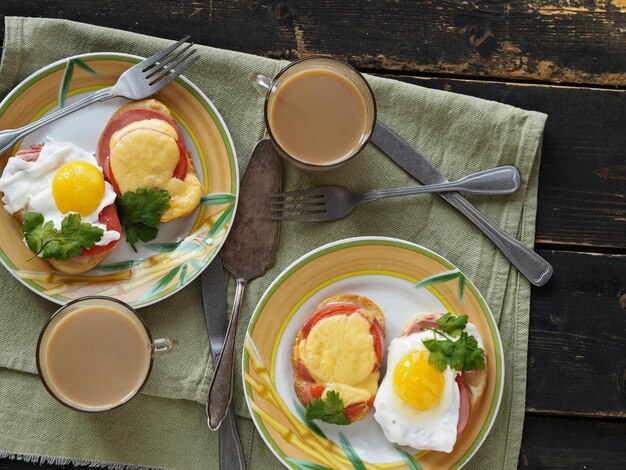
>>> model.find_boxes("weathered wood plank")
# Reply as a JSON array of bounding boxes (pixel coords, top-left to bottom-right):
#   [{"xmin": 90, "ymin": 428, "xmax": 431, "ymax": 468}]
[
  {"xmin": 2, "ymin": 0, "xmax": 626, "ymax": 86},
  {"xmin": 1, "ymin": 8, "xmax": 625, "ymax": 249},
  {"xmin": 519, "ymin": 415, "xmax": 626, "ymax": 469},
  {"xmin": 386, "ymin": 75, "xmax": 626, "ymax": 250},
  {"xmin": 527, "ymin": 250, "xmax": 626, "ymax": 418}
]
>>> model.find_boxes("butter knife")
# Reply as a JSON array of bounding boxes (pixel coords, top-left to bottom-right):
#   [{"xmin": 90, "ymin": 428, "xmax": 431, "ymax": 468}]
[
  {"xmin": 370, "ymin": 121, "xmax": 553, "ymax": 287},
  {"xmin": 201, "ymin": 257, "xmax": 246, "ymax": 470}
]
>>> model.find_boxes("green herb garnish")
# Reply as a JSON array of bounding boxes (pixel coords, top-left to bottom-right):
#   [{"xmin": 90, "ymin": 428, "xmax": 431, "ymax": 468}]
[
  {"xmin": 305, "ymin": 390, "xmax": 350, "ymax": 425},
  {"xmin": 23, "ymin": 212, "xmax": 103, "ymax": 260},
  {"xmin": 116, "ymin": 186, "xmax": 170, "ymax": 250},
  {"xmin": 435, "ymin": 312, "xmax": 468, "ymax": 337},
  {"xmin": 422, "ymin": 313, "xmax": 486, "ymax": 372}
]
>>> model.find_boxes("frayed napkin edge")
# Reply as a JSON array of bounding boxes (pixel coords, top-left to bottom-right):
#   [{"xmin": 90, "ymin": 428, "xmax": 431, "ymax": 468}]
[{"xmin": 0, "ymin": 450, "xmax": 169, "ymax": 470}]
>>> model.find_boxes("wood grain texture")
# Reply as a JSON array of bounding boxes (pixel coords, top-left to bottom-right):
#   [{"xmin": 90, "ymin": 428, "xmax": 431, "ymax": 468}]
[
  {"xmin": 2, "ymin": 0, "xmax": 626, "ymax": 86},
  {"xmin": 527, "ymin": 250, "xmax": 626, "ymax": 418},
  {"xmin": 385, "ymin": 75, "xmax": 626, "ymax": 250},
  {"xmin": 519, "ymin": 415, "xmax": 626, "ymax": 469},
  {"xmin": 1, "ymin": 9, "xmax": 624, "ymax": 249}
]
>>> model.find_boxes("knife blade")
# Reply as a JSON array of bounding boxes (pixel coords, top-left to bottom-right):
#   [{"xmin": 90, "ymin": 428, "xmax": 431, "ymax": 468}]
[
  {"xmin": 370, "ymin": 120, "xmax": 553, "ymax": 286},
  {"xmin": 201, "ymin": 257, "xmax": 246, "ymax": 470}
]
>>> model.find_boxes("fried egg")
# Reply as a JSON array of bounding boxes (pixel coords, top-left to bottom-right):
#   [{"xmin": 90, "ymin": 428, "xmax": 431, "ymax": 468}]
[
  {"xmin": 0, "ymin": 141, "xmax": 120, "ymax": 247},
  {"xmin": 373, "ymin": 323, "xmax": 483, "ymax": 453}
]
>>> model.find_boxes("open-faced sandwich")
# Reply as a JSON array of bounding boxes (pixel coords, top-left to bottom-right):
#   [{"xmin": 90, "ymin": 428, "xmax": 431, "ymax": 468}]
[
  {"xmin": 0, "ymin": 141, "xmax": 121, "ymax": 274},
  {"xmin": 0, "ymin": 99, "xmax": 206, "ymax": 273},
  {"xmin": 96, "ymin": 98, "xmax": 202, "ymax": 246},
  {"xmin": 374, "ymin": 312, "xmax": 487, "ymax": 453},
  {"xmin": 292, "ymin": 294, "xmax": 385, "ymax": 424}
]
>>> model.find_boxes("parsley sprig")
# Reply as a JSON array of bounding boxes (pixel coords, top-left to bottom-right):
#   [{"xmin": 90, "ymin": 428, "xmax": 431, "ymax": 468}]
[
  {"xmin": 305, "ymin": 390, "xmax": 350, "ymax": 425},
  {"xmin": 116, "ymin": 187, "xmax": 170, "ymax": 251},
  {"xmin": 422, "ymin": 313, "xmax": 486, "ymax": 373},
  {"xmin": 23, "ymin": 212, "xmax": 104, "ymax": 261}
]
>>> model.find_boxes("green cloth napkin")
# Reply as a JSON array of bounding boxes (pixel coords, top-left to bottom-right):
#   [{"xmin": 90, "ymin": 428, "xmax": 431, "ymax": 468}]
[{"xmin": 0, "ymin": 17, "xmax": 546, "ymax": 470}]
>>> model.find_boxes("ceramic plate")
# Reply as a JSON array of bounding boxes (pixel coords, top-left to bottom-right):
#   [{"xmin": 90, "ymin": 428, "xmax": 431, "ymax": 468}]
[
  {"xmin": 243, "ymin": 237, "xmax": 504, "ymax": 470},
  {"xmin": 0, "ymin": 53, "xmax": 238, "ymax": 308}
]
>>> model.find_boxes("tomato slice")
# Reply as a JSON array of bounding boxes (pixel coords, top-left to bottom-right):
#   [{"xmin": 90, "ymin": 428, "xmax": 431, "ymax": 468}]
[
  {"xmin": 301, "ymin": 301, "xmax": 384, "ymax": 369},
  {"xmin": 344, "ymin": 396, "xmax": 375, "ymax": 422},
  {"xmin": 300, "ymin": 302, "xmax": 360, "ymax": 338},
  {"xmin": 96, "ymin": 107, "xmax": 188, "ymax": 193},
  {"xmin": 310, "ymin": 384, "xmax": 326, "ymax": 399},
  {"xmin": 80, "ymin": 203, "xmax": 121, "ymax": 257},
  {"xmin": 370, "ymin": 318, "xmax": 385, "ymax": 370}
]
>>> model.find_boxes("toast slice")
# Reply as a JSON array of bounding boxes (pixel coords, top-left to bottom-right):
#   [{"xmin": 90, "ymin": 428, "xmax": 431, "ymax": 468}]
[
  {"xmin": 4, "ymin": 145, "xmax": 120, "ymax": 275},
  {"xmin": 292, "ymin": 294, "xmax": 385, "ymax": 424},
  {"xmin": 99, "ymin": 99, "xmax": 202, "ymax": 223}
]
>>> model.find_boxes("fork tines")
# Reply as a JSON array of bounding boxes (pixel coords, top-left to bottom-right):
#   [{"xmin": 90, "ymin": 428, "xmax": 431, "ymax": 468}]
[
  {"xmin": 268, "ymin": 192, "xmax": 327, "ymax": 221},
  {"xmin": 142, "ymin": 36, "xmax": 199, "ymax": 87}
]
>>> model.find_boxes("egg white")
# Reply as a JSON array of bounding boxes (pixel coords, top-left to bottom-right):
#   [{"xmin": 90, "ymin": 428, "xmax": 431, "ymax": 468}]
[
  {"xmin": 373, "ymin": 323, "xmax": 485, "ymax": 453},
  {"xmin": 0, "ymin": 141, "xmax": 120, "ymax": 247}
]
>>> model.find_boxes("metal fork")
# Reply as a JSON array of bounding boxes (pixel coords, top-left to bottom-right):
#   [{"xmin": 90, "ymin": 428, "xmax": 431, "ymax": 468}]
[
  {"xmin": 270, "ymin": 165, "xmax": 520, "ymax": 222},
  {"xmin": 0, "ymin": 36, "xmax": 199, "ymax": 155}
]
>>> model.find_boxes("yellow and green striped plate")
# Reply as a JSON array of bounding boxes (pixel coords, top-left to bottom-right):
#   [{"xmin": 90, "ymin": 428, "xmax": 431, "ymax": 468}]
[
  {"xmin": 243, "ymin": 237, "xmax": 504, "ymax": 470},
  {"xmin": 0, "ymin": 53, "xmax": 238, "ymax": 308}
]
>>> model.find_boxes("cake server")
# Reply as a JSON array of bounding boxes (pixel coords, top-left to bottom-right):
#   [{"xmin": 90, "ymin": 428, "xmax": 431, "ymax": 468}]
[{"xmin": 206, "ymin": 139, "xmax": 282, "ymax": 430}]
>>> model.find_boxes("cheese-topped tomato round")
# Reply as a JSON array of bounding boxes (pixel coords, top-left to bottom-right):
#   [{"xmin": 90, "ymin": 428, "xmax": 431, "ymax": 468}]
[
  {"xmin": 97, "ymin": 106, "xmax": 188, "ymax": 192},
  {"xmin": 300, "ymin": 301, "xmax": 384, "ymax": 370},
  {"xmin": 96, "ymin": 99, "xmax": 203, "ymax": 223},
  {"xmin": 292, "ymin": 295, "xmax": 386, "ymax": 424}
]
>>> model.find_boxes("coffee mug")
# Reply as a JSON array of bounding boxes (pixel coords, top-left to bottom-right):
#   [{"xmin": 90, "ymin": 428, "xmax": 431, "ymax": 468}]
[
  {"xmin": 36, "ymin": 296, "xmax": 176, "ymax": 412},
  {"xmin": 253, "ymin": 56, "xmax": 377, "ymax": 170}
]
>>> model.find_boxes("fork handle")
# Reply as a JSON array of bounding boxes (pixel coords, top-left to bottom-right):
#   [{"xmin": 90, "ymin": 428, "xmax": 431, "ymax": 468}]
[
  {"xmin": 360, "ymin": 166, "xmax": 520, "ymax": 202},
  {"xmin": 0, "ymin": 87, "xmax": 114, "ymax": 155}
]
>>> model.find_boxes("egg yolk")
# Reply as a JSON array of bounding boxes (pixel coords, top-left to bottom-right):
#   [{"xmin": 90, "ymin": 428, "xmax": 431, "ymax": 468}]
[
  {"xmin": 393, "ymin": 350, "xmax": 445, "ymax": 410},
  {"xmin": 52, "ymin": 161, "xmax": 105, "ymax": 216}
]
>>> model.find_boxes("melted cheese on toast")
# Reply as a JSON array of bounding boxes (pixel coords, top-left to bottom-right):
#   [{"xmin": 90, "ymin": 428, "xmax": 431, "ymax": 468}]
[
  {"xmin": 109, "ymin": 118, "xmax": 202, "ymax": 222},
  {"xmin": 298, "ymin": 313, "xmax": 378, "ymax": 404}
]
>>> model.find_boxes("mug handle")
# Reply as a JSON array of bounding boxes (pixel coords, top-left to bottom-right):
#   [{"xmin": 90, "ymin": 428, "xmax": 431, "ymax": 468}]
[
  {"xmin": 251, "ymin": 72, "xmax": 272, "ymax": 96},
  {"xmin": 153, "ymin": 338, "xmax": 177, "ymax": 356}
]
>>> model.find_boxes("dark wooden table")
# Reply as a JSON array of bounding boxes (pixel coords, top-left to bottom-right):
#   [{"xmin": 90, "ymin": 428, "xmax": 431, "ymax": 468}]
[{"xmin": 1, "ymin": 2, "xmax": 625, "ymax": 469}]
